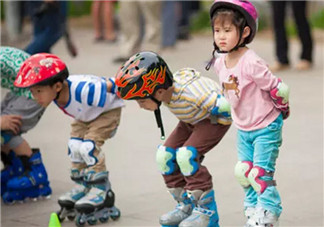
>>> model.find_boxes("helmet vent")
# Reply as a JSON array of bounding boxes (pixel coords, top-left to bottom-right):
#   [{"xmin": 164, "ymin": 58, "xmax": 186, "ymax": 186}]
[
  {"xmin": 140, "ymin": 58, "xmax": 145, "ymax": 61},
  {"xmin": 135, "ymin": 66, "xmax": 139, "ymax": 70}
]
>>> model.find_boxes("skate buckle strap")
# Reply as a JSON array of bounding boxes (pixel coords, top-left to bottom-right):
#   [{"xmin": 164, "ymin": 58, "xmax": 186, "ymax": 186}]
[
  {"xmin": 28, "ymin": 175, "xmax": 37, "ymax": 186},
  {"xmin": 30, "ymin": 159, "xmax": 42, "ymax": 165},
  {"xmin": 194, "ymin": 207, "xmax": 215, "ymax": 217}
]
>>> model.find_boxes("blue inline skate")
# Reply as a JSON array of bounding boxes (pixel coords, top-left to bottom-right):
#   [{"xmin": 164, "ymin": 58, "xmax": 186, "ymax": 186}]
[
  {"xmin": 159, "ymin": 188, "xmax": 194, "ymax": 227},
  {"xmin": 1, "ymin": 151, "xmax": 24, "ymax": 196},
  {"xmin": 57, "ymin": 169, "xmax": 90, "ymax": 222},
  {"xmin": 2, "ymin": 149, "xmax": 52, "ymax": 204},
  {"xmin": 179, "ymin": 189, "xmax": 219, "ymax": 227},
  {"xmin": 74, "ymin": 171, "xmax": 121, "ymax": 226}
]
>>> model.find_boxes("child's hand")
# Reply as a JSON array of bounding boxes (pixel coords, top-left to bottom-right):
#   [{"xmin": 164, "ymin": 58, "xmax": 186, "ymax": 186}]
[{"xmin": 1, "ymin": 115, "xmax": 22, "ymax": 135}]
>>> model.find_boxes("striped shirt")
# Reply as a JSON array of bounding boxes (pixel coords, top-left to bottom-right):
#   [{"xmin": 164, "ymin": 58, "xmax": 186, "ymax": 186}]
[
  {"xmin": 165, "ymin": 68, "xmax": 231, "ymax": 125},
  {"xmin": 55, "ymin": 75, "xmax": 124, "ymax": 122}
]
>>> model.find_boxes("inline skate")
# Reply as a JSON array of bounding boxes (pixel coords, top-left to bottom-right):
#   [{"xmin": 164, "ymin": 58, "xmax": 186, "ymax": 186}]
[
  {"xmin": 57, "ymin": 169, "xmax": 89, "ymax": 222},
  {"xmin": 1, "ymin": 151, "xmax": 24, "ymax": 196},
  {"xmin": 2, "ymin": 149, "xmax": 52, "ymax": 204},
  {"xmin": 179, "ymin": 189, "xmax": 219, "ymax": 227},
  {"xmin": 74, "ymin": 170, "xmax": 121, "ymax": 226},
  {"xmin": 159, "ymin": 188, "xmax": 193, "ymax": 227}
]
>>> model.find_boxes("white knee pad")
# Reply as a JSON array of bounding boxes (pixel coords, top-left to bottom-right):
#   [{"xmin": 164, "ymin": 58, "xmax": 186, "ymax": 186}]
[
  {"xmin": 79, "ymin": 140, "xmax": 98, "ymax": 166},
  {"xmin": 156, "ymin": 145, "xmax": 176, "ymax": 175},
  {"xmin": 68, "ymin": 138, "xmax": 84, "ymax": 163},
  {"xmin": 176, "ymin": 146, "xmax": 199, "ymax": 176},
  {"xmin": 234, "ymin": 161, "xmax": 253, "ymax": 188}
]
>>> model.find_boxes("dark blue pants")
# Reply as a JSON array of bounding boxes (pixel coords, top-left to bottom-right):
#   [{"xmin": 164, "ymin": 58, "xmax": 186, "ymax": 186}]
[{"xmin": 25, "ymin": 1, "xmax": 67, "ymax": 54}]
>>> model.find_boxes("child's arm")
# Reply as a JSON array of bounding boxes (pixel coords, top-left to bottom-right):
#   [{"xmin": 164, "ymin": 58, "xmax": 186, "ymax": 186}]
[
  {"xmin": 106, "ymin": 77, "xmax": 117, "ymax": 94},
  {"xmin": 195, "ymin": 91, "xmax": 232, "ymax": 125},
  {"xmin": 250, "ymin": 60, "xmax": 290, "ymax": 119}
]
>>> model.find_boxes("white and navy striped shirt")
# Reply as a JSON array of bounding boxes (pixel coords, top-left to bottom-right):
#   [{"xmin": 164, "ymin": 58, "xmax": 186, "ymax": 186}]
[
  {"xmin": 55, "ymin": 75, "xmax": 124, "ymax": 122},
  {"xmin": 165, "ymin": 68, "xmax": 231, "ymax": 125}
]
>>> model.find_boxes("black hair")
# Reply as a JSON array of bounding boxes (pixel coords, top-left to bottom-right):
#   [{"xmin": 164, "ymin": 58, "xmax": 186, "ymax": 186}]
[
  {"xmin": 206, "ymin": 8, "xmax": 247, "ymax": 71},
  {"xmin": 211, "ymin": 8, "xmax": 246, "ymax": 34},
  {"xmin": 32, "ymin": 67, "xmax": 69, "ymax": 87}
]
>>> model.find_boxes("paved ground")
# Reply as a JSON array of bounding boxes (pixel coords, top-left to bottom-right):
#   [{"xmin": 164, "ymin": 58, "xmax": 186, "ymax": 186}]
[{"xmin": 1, "ymin": 23, "xmax": 323, "ymax": 227}]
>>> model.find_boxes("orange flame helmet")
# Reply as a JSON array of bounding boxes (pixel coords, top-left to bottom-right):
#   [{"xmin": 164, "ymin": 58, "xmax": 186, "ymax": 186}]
[{"xmin": 115, "ymin": 51, "xmax": 173, "ymax": 100}]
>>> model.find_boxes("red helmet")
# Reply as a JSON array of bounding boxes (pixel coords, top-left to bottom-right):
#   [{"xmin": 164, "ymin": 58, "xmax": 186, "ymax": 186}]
[
  {"xmin": 115, "ymin": 51, "xmax": 173, "ymax": 100},
  {"xmin": 14, "ymin": 53, "xmax": 68, "ymax": 88},
  {"xmin": 210, "ymin": 0, "xmax": 258, "ymax": 44}
]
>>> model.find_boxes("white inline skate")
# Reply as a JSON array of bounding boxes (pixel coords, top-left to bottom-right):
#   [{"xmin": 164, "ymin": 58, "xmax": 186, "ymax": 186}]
[
  {"xmin": 246, "ymin": 207, "xmax": 279, "ymax": 227},
  {"xmin": 160, "ymin": 188, "xmax": 193, "ymax": 227},
  {"xmin": 179, "ymin": 189, "xmax": 219, "ymax": 227},
  {"xmin": 74, "ymin": 170, "xmax": 120, "ymax": 226},
  {"xmin": 57, "ymin": 169, "xmax": 89, "ymax": 222}
]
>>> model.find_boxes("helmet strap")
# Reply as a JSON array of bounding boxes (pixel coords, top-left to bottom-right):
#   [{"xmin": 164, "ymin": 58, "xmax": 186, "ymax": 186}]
[{"xmin": 150, "ymin": 96, "xmax": 165, "ymax": 140}]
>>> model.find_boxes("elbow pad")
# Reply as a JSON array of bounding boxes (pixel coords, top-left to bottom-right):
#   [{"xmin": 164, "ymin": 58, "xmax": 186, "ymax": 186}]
[
  {"xmin": 270, "ymin": 79, "xmax": 290, "ymax": 109},
  {"xmin": 211, "ymin": 94, "xmax": 231, "ymax": 118}
]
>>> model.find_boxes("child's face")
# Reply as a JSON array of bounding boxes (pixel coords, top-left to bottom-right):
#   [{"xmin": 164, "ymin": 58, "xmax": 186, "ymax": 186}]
[
  {"xmin": 136, "ymin": 99, "xmax": 158, "ymax": 111},
  {"xmin": 30, "ymin": 85, "xmax": 59, "ymax": 107},
  {"xmin": 213, "ymin": 20, "xmax": 239, "ymax": 52}
]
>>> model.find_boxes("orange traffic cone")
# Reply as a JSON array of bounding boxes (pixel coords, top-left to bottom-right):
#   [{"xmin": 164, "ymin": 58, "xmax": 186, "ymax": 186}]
[{"xmin": 48, "ymin": 212, "xmax": 61, "ymax": 227}]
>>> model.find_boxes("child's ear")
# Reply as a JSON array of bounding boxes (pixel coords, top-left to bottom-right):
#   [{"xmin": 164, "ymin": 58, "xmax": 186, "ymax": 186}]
[
  {"xmin": 242, "ymin": 26, "xmax": 251, "ymax": 39},
  {"xmin": 54, "ymin": 81, "xmax": 63, "ymax": 92}
]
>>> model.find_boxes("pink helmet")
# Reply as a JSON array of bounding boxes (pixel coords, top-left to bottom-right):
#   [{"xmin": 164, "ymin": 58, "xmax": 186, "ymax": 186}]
[{"xmin": 210, "ymin": 0, "xmax": 258, "ymax": 44}]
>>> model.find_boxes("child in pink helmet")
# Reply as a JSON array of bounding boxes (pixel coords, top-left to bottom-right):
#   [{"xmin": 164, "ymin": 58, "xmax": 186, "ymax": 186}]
[{"xmin": 207, "ymin": 0, "xmax": 290, "ymax": 226}]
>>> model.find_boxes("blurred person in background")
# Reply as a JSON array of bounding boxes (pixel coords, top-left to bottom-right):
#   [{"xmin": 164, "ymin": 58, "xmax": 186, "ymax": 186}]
[
  {"xmin": 270, "ymin": 0, "xmax": 313, "ymax": 72},
  {"xmin": 113, "ymin": 1, "xmax": 162, "ymax": 63},
  {"xmin": 25, "ymin": 0, "xmax": 77, "ymax": 57},
  {"xmin": 92, "ymin": 0, "xmax": 117, "ymax": 43}
]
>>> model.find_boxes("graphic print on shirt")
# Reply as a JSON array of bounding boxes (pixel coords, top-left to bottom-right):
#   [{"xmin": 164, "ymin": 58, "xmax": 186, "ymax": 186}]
[{"xmin": 222, "ymin": 75, "xmax": 240, "ymax": 98}]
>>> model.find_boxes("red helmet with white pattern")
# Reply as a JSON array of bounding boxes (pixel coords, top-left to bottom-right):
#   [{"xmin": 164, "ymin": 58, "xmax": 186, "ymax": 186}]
[{"xmin": 14, "ymin": 53, "xmax": 68, "ymax": 88}]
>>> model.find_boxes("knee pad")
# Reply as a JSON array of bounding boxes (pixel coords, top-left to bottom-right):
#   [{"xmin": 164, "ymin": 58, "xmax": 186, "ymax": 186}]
[
  {"xmin": 176, "ymin": 146, "xmax": 199, "ymax": 176},
  {"xmin": 156, "ymin": 145, "xmax": 176, "ymax": 175},
  {"xmin": 68, "ymin": 138, "xmax": 84, "ymax": 163},
  {"xmin": 79, "ymin": 140, "xmax": 98, "ymax": 166},
  {"xmin": 248, "ymin": 166, "xmax": 276, "ymax": 194},
  {"xmin": 234, "ymin": 161, "xmax": 253, "ymax": 188}
]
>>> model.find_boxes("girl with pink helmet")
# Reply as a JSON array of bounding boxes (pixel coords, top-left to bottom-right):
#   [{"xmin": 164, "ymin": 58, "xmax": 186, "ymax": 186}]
[{"xmin": 207, "ymin": 0, "xmax": 290, "ymax": 226}]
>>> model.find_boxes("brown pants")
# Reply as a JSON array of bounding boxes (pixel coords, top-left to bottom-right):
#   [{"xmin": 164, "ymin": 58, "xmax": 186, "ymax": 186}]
[
  {"xmin": 70, "ymin": 108, "xmax": 122, "ymax": 173},
  {"xmin": 163, "ymin": 119, "xmax": 230, "ymax": 191}
]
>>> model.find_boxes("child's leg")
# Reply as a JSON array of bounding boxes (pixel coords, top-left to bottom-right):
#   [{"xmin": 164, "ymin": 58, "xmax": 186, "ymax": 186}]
[
  {"xmin": 249, "ymin": 115, "xmax": 283, "ymax": 224},
  {"xmin": 73, "ymin": 108, "xmax": 122, "ymax": 224},
  {"xmin": 178, "ymin": 119, "xmax": 230, "ymax": 227},
  {"xmin": 159, "ymin": 121, "xmax": 193, "ymax": 226},
  {"xmin": 236, "ymin": 130, "xmax": 258, "ymax": 213}
]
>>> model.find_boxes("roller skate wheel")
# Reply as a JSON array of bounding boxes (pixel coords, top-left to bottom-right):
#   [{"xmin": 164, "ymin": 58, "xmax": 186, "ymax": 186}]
[
  {"xmin": 110, "ymin": 209, "xmax": 121, "ymax": 221},
  {"xmin": 67, "ymin": 214, "xmax": 76, "ymax": 221},
  {"xmin": 75, "ymin": 215, "xmax": 86, "ymax": 227},
  {"xmin": 99, "ymin": 215, "xmax": 109, "ymax": 223},
  {"xmin": 87, "ymin": 216, "xmax": 97, "ymax": 225}
]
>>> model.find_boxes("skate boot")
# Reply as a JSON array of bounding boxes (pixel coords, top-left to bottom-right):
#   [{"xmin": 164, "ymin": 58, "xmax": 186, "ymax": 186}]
[
  {"xmin": 159, "ymin": 188, "xmax": 194, "ymax": 227},
  {"xmin": 1, "ymin": 151, "xmax": 24, "ymax": 196},
  {"xmin": 179, "ymin": 189, "xmax": 219, "ymax": 227},
  {"xmin": 2, "ymin": 149, "xmax": 52, "ymax": 204},
  {"xmin": 74, "ymin": 170, "xmax": 121, "ymax": 226},
  {"xmin": 57, "ymin": 169, "xmax": 90, "ymax": 222},
  {"xmin": 243, "ymin": 207, "xmax": 256, "ymax": 227},
  {"xmin": 246, "ymin": 207, "xmax": 279, "ymax": 227}
]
